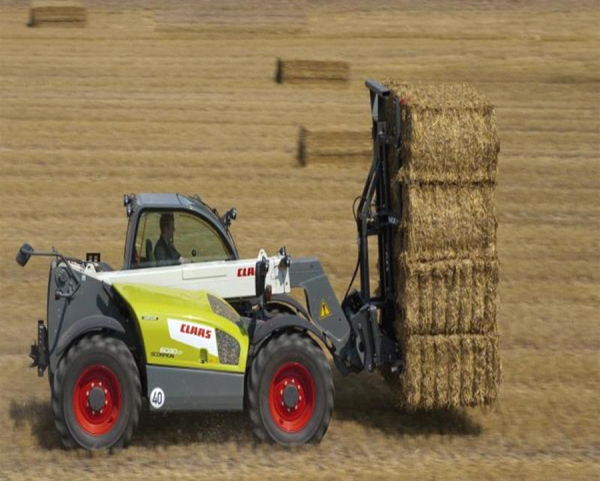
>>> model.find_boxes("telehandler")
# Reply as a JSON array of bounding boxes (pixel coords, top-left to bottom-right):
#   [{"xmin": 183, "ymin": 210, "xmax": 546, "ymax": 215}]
[{"xmin": 18, "ymin": 80, "xmax": 403, "ymax": 449}]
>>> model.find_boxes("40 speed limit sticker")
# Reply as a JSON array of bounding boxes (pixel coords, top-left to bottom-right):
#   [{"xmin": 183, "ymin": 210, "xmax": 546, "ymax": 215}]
[{"xmin": 149, "ymin": 387, "xmax": 165, "ymax": 409}]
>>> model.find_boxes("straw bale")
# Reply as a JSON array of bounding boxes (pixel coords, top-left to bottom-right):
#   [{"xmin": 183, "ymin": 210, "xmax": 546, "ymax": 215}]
[
  {"xmin": 398, "ymin": 255, "xmax": 498, "ymax": 336},
  {"xmin": 401, "ymin": 183, "xmax": 497, "ymax": 261},
  {"xmin": 379, "ymin": 81, "xmax": 501, "ymax": 409},
  {"xmin": 388, "ymin": 333, "xmax": 500, "ymax": 410},
  {"xmin": 297, "ymin": 126, "xmax": 371, "ymax": 165},
  {"xmin": 28, "ymin": 2, "xmax": 86, "ymax": 27},
  {"xmin": 384, "ymin": 82, "xmax": 499, "ymax": 184},
  {"xmin": 275, "ymin": 59, "xmax": 350, "ymax": 84}
]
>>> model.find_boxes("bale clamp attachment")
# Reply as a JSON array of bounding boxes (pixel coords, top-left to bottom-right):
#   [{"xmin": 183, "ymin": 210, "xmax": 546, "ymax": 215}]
[
  {"xmin": 359, "ymin": 81, "xmax": 401, "ymax": 329},
  {"xmin": 338, "ymin": 81, "xmax": 402, "ymax": 374}
]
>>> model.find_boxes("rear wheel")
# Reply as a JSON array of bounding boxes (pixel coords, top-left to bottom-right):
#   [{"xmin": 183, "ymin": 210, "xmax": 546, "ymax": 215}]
[
  {"xmin": 247, "ymin": 332, "xmax": 333, "ymax": 445},
  {"xmin": 52, "ymin": 334, "xmax": 141, "ymax": 450}
]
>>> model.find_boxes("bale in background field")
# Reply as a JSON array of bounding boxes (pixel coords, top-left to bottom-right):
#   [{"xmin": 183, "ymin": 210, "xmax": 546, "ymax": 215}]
[
  {"xmin": 28, "ymin": 1, "xmax": 86, "ymax": 27},
  {"xmin": 275, "ymin": 59, "xmax": 350, "ymax": 84},
  {"xmin": 381, "ymin": 81, "xmax": 501, "ymax": 410},
  {"xmin": 297, "ymin": 127, "xmax": 371, "ymax": 165}
]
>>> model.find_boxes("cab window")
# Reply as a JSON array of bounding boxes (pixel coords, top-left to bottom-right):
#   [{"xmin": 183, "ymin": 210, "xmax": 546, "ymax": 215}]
[{"xmin": 133, "ymin": 210, "xmax": 233, "ymax": 269}]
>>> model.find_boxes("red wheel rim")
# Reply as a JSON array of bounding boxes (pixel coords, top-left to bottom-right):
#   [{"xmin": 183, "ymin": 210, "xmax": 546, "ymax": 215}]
[
  {"xmin": 268, "ymin": 362, "xmax": 315, "ymax": 433},
  {"xmin": 73, "ymin": 364, "xmax": 121, "ymax": 436}
]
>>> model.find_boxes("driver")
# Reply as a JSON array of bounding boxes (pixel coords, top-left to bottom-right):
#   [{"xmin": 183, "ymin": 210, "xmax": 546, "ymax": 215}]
[{"xmin": 154, "ymin": 213, "xmax": 183, "ymax": 266}]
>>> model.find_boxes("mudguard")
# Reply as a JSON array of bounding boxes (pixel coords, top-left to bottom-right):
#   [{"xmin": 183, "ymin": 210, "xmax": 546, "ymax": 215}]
[
  {"xmin": 268, "ymin": 294, "xmax": 311, "ymax": 321},
  {"xmin": 251, "ymin": 313, "xmax": 332, "ymax": 353},
  {"xmin": 55, "ymin": 314, "xmax": 125, "ymax": 356}
]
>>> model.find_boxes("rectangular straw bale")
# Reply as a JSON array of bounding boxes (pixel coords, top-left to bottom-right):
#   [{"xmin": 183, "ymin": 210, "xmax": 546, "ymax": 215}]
[
  {"xmin": 398, "ymin": 255, "xmax": 498, "ymax": 336},
  {"xmin": 384, "ymin": 82, "xmax": 499, "ymax": 184},
  {"xmin": 29, "ymin": 1, "xmax": 86, "ymax": 27},
  {"xmin": 297, "ymin": 126, "xmax": 371, "ymax": 165},
  {"xmin": 395, "ymin": 333, "xmax": 500, "ymax": 410},
  {"xmin": 401, "ymin": 183, "xmax": 497, "ymax": 261},
  {"xmin": 276, "ymin": 59, "xmax": 350, "ymax": 84}
]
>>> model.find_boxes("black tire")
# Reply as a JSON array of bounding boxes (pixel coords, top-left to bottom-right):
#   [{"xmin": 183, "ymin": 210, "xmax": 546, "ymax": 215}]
[
  {"xmin": 52, "ymin": 334, "xmax": 141, "ymax": 450},
  {"xmin": 247, "ymin": 332, "xmax": 333, "ymax": 445},
  {"xmin": 48, "ymin": 369, "xmax": 54, "ymax": 392}
]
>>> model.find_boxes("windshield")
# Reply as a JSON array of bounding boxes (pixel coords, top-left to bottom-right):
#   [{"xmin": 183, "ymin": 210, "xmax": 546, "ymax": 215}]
[{"xmin": 132, "ymin": 210, "xmax": 234, "ymax": 269}]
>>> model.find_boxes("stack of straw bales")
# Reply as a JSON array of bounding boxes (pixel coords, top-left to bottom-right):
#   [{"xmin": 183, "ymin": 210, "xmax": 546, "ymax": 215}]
[
  {"xmin": 297, "ymin": 127, "xmax": 371, "ymax": 165},
  {"xmin": 382, "ymin": 82, "xmax": 501, "ymax": 409},
  {"xmin": 28, "ymin": 1, "xmax": 86, "ymax": 27},
  {"xmin": 275, "ymin": 59, "xmax": 350, "ymax": 84}
]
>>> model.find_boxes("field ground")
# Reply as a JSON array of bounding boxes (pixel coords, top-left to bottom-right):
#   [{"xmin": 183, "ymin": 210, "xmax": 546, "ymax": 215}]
[{"xmin": 0, "ymin": 1, "xmax": 599, "ymax": 479}]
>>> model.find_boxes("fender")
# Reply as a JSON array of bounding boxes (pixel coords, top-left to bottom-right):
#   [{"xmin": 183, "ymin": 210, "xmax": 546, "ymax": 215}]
[
  {"xmin": 251, "ymin": 314, "xmax": 332, "ymax": 354},
  {"xmin": 268, "ymin": 294, "xmax": 311, "ymax": 321},
  {"xmin": 55, "ymin": 314, "xmax": 126, "ymax": 356}
]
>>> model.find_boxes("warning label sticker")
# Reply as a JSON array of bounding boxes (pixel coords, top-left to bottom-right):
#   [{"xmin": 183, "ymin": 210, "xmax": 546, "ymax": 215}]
[{"xmin": 319, "ymin": 300, "xmax": 331, "ymax": 319}]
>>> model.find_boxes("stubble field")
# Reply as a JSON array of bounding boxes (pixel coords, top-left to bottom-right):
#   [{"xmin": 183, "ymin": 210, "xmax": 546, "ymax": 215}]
[{"xmin": 0, "ymin": 1, "xmax": 598, "ymax": 479}]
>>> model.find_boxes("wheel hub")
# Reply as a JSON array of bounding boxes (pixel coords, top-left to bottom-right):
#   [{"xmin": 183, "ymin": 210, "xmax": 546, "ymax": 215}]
[
  {"xmin": 88, "ymin": 386, "xmax": 106, "ymax": 411},
  {"xmin": 268, "ymin": 362, "xmax": 315, "ymax": 433},
  {"xmin": 73, "ymin": 364, "xmax": 122, "ymax": 436},
  {"xmin": 282, "ymin": 384, "xmax": 299, "ymax": 408}
]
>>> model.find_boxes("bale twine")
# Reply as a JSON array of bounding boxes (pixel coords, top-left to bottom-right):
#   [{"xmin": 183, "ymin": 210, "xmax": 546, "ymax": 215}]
[
  {"xmin": 28, "ymin": 1, "xmax": 86, "ymax": 27},
  {"xmin": 381, "ymin": 81, "xmax": 501, "ymax": 409},
  {"xmin": 297, "ymin": 127, "xmax": 371, "ymax": 165},
  {"xmin": 275, "ymin": 59, "xmax": 350, "ymax": 84}
]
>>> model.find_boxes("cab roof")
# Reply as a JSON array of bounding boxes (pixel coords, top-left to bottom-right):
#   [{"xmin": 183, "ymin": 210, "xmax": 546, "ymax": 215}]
[{"xmin": 129, "ymin": 193, "xmax": 218, "ymax": 219}]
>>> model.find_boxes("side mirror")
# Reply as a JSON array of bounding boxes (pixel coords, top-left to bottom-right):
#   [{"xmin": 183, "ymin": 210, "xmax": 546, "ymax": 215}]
[
  {"xmin": 221, "ymin": 207, "xmax": 237, "ymax": 228},
  {"xmin": 16, "ymin": 243, "xmax": 34, "ymax": 267}
]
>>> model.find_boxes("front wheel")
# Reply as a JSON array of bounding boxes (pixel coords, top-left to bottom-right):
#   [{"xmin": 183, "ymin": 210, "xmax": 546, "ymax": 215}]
[
  {"xmin": 52, "ymin": 334, "xmax": 141, "ymax": 450},
  {"xmin": 247, "ymin": 332, "xmax": 334, "ymax": 445}
]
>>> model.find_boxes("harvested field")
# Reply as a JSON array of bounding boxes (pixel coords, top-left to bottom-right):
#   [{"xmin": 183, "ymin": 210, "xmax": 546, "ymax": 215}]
[{"xmin": 0, "ymin": 0, "xmax": 599, "ymax": 479}]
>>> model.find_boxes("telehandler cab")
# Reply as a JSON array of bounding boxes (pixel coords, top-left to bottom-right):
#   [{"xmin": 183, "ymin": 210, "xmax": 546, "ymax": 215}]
[{"xmin": 18, "ymin": 80, "xmax": 403, "ymax": 449}]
